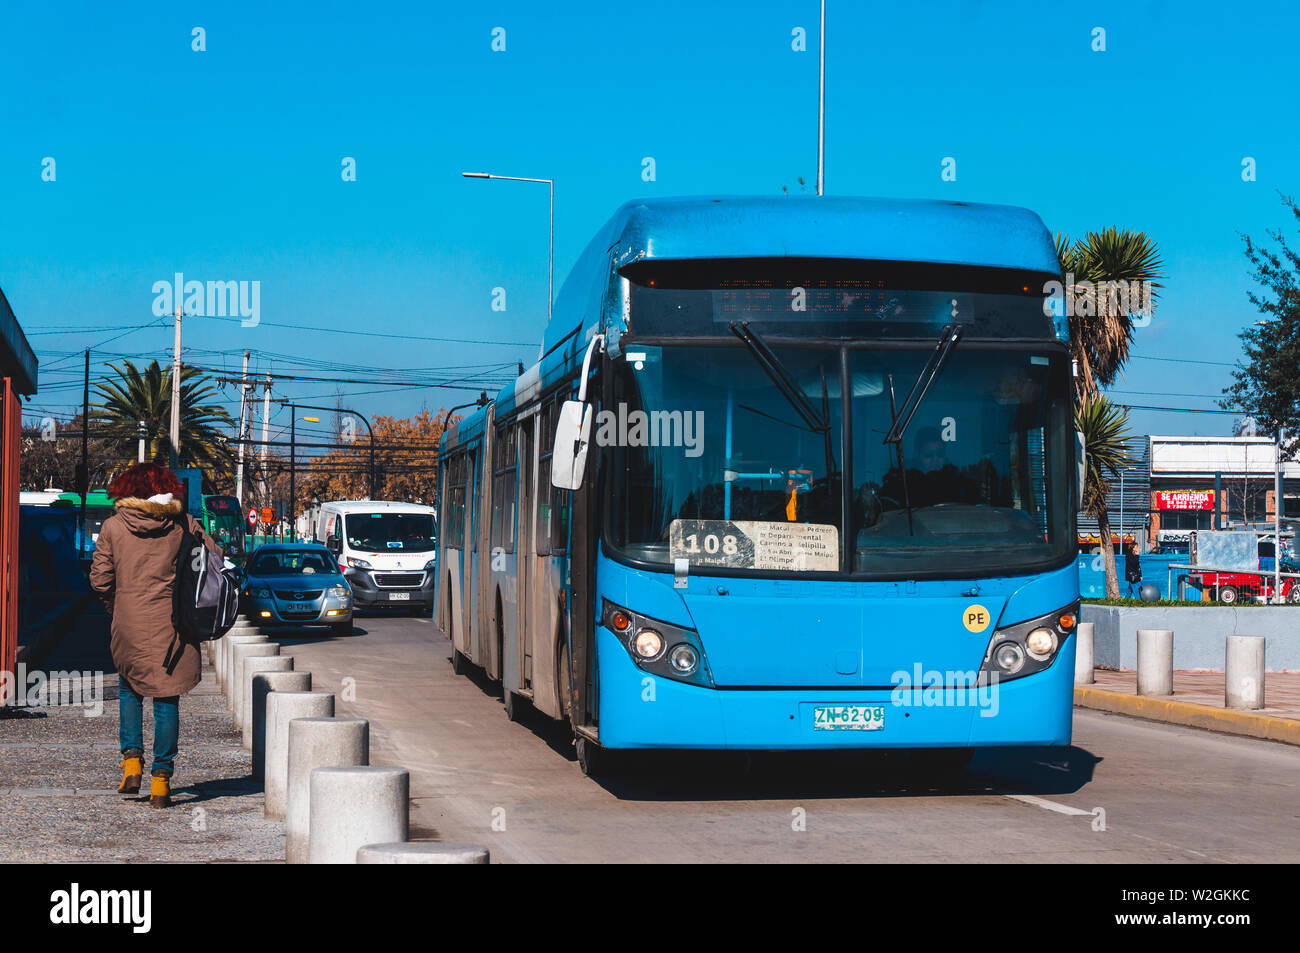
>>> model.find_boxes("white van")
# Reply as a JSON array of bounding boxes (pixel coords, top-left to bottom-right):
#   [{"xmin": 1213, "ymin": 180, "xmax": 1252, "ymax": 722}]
[{"xmin": 316, "ymin": 501, "xmax": 437, "ymax": 615}]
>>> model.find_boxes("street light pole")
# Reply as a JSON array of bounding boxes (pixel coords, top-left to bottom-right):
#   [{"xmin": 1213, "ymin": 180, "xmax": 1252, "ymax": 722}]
[
  {"xmin": 281, "ymin": 401, "xmax": 375, "ymax": 499},
  {"xmin": 817, "ymin": 0, "xmax": 826, "ymax": 196},
  {"xmin": 461, "ymin": 172, "xmax": 553, "ymax": 322}
]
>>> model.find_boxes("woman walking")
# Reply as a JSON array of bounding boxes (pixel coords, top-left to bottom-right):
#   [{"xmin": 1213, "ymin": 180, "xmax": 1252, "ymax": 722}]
[{"xmin": 89, "ymin": 463, "xmax": 221, "ymax": 807}]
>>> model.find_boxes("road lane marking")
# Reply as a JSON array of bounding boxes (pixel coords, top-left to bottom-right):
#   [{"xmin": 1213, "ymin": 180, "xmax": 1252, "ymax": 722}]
[{"xmin": 1003, "ymin": 794, "xmax": 1093, "ymax": 816}]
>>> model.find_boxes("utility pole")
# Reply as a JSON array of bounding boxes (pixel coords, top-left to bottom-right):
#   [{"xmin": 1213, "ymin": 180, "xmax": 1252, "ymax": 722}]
[
  {"xmin": 169, "ymin": 303, "xmax": 182, "ymax": 468},
  {"xmin": 259, "ymin": 375, "xmax": 272, "ymax": 503},
  {"xmin": 234, "ymin": 350, "xmax": 250, "ymax": 503},
  {"xmin": 80, "ymin": 349, "xmax": 89, "ymax": 555}
]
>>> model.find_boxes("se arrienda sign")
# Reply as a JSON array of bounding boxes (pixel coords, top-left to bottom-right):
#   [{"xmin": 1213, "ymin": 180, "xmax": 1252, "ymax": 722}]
[{"xmin": 1155, "ymin": 490, "xmax": 1215, "ymax": 511}]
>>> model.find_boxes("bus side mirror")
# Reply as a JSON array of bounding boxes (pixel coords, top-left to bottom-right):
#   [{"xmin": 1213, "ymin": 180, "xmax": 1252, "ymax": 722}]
[
  {"xmin": 551, "ymin": 399, "xmax": 594, "ymax": 491},
  {"xmin": 1075, "ymin": 430, "xmax": 1087, "ymax": 506}
]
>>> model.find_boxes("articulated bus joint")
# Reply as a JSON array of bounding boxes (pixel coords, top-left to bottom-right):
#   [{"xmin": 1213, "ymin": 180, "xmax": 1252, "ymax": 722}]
[
  {"xmin": 601, "ymin": 599, "xmax": 715, "ymax": 688},
  {"xmin": 979, "ymin": 602, "xmax": 1079, "ymax": 682}
]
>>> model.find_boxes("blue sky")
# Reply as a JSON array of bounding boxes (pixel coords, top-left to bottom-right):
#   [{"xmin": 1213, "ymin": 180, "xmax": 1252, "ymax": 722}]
[{"xmin": 2, "ymin": 0, "xmax": 1297, "ymax": 448}]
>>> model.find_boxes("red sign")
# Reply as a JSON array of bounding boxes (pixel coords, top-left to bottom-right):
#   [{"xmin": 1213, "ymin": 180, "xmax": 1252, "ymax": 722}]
[
  {"xmin": 247, "ymin": 507, "xmax": 258, "ymax": 529},
  {"xmin": 1155, "ymin": 490, "xmax": 1215, "ymax": 511}
]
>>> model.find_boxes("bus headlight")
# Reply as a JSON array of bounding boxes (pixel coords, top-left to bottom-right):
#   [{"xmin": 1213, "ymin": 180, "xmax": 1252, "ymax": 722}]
[
  {"xmin": 993, "ymin": 642, "xmax": 1025, "ymax": 674},
  {"xmin": 602, "ymin": 599, "xmax": 713, "ymax": 687},
  {"xmin": 1025, "ymin": 628, "xmax": 1057, "ymax": 659},
  {"xmin": 669, "ymin": 645, "xmax": 699, "ymax": 675},
  {"xmin": 979, "ymin": 602, "xmax": 1078, "ymax": 682},
  {"xmin": 633, "ymin": 630, "xmax": 664, "ymax": 660}
]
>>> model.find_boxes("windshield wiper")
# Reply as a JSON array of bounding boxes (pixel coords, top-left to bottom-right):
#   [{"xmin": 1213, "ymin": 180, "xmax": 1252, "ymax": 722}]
[
  {"xmin": 728, "ymin": 321, "xmax": 829, "ymax": 433},
  {"xmin": 883, "ymin": 323, "xmax": 962, "ymax": 445}
]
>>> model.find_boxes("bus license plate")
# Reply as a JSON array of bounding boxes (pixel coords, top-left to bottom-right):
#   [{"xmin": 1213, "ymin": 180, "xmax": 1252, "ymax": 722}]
[
  {"xmin": 387, "ymin": 592, "xmax": 411, "ymax": 601},
  {"xmin": 813, "ymin": 705, "xmax": 885, "ymax": 731}
]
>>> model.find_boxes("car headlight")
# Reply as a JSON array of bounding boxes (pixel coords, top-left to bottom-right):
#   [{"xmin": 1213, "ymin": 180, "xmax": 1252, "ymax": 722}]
[
  {"xmin": 602, "ymin": 600, "xmax": 713, "ymax": 687},
  {"xmin": 979, "ymin": 602, "xmax": 1078, "ymax": 682},
  {"xmin": 246, "ymin": 587, "xmax": 271, "ymax": 599},
  {"xmin": 347, "ymin": 557, "xmax": 372, "ymax": 570},
  {"xmin": 328, "ymin": 585, "xmax": 350, "ymax": 598},
  {"xmin": 424, "ymin": 558, "xmax": 436, "ymax": 570}
]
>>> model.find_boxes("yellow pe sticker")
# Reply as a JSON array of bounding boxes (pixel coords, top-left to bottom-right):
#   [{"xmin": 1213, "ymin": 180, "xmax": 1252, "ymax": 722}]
[{"xmin": 962, "ymin": 604, "xmax": 992, "ymax": 633}]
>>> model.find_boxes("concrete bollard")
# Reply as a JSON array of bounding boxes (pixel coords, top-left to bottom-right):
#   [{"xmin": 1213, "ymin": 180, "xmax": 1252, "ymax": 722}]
[
  {"xmin": 264, "ymin": 691, "xmax": 335, "ymax": 820},
  {"xmin": 1074, "ymin": 622, "xmax": 1095, "ymax": 685},
  {"xmin": 308, "ymin": 766, "xmax": 408, "ymax": 865},
  {"xmin": 1225, "ymin": 635, "xmax": 1266, "ymax": 710},
  {"xmin": 240, "ymin": 655, "xmax": 295, "ymax": 750},
  {"xmin": 251, "ymin": 671, "xmax": 312, "ymax": 780},
  {"xmin": 1136, "ymin": 629, "xmax": 1174, "ymax": 696},
  {"xmin": 229, "ymin": 641, "xmax": 279, "ymax": 717},
  {"xmin": 286, "ymin": 718, "xmax": 370, "ymax": 864},
  {"xmin": 357, "ymin": 843, "xmax": 489, "ymax": 864},
  {"xmin": 221, "ymin": 633, "xmax": 266, "ymax": 695}
]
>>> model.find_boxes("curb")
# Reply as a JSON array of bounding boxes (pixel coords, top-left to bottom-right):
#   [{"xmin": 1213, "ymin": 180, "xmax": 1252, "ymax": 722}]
[{"xmin": 1075, "ymin": 686, "xmax": 1300, "ymax": 747}]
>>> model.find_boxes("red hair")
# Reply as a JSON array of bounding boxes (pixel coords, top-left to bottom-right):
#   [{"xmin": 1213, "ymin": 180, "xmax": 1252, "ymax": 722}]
[{"xmin": 108, "ymin": 463, "xmax": 185, "ymax": 501}]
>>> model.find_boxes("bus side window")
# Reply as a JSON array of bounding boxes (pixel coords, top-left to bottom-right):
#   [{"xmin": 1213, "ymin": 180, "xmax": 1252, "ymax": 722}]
[
  {"xmin": 544, "ymin": 397, "xmax": 569, "ymax": 556},
  {"xmin": 491, "ymin": 424, "xmax": 517, "ymax": 555}
]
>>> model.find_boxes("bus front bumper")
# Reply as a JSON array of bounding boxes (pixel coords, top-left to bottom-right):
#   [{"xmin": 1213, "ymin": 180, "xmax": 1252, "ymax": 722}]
[{"xmin": 594, "ymin": 627, "xmax": 1075, "ymax": 750}]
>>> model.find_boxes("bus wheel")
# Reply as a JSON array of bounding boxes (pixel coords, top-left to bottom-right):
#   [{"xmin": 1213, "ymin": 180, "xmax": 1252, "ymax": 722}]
[
  {"xmin": 557, "ymin": 637, "xmax": 572, "ymax": 721},
  {"xmin": 575, "ymin": 736, "xmax": 612, "ymax": 777},
  {"xmin": 452, "ymin": 650, "xmax": 468, "ymax": 676},
  {"xmin": 1218, "ymin": 585, "xmax": 1240, "ymax": 604}
]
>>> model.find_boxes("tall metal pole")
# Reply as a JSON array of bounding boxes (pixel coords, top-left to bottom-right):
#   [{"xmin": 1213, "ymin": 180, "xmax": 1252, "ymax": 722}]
[
  {"xmin": 169, "ymin": 303, "xmax": 182, "ymax": 468},
  {"xmin": 260, "ymin": 376, "xmax": 272, "ymax": 503},
  {"xmin": 289, "ymin": 409, "xmax": 296, "ymax": 542},
  {"xmin": 80, "ymin": 349, "xmax": 89, "ymax": 554},
  {"xmin": 1275, "ymin": 431, "xmax": 1283, "ymax": 602},
  {"xmin": 548, "ymin": 178, "xmax": 554, "ymax": 322},
  {"xmin": 817, "ymin": 0, "xmax": 825, "ymax": 196},
  {"xmin": 235, "ymin": 349, "xmax": 250, "ymax": 503}
]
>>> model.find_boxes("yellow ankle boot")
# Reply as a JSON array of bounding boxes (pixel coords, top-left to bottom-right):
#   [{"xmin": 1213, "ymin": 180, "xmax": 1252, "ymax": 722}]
[
  {"xmin": 118, "ymin": 755, "xmax": 143, "ymax": 794},
  {"xmin": 149, "ymin": 771, "xmax": 172, "ymax": 808}
]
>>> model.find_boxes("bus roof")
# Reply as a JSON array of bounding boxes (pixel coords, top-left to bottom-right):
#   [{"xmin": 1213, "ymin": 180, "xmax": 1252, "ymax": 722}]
[{"xmin": 601, "ymin": 195, "xmax": 1058, "ymax": 273}]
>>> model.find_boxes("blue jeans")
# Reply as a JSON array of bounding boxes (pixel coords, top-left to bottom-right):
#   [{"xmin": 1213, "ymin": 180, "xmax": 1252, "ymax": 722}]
[{"xmin": 118, "ymin": 677, "xmax": 179, "ymax": 776}]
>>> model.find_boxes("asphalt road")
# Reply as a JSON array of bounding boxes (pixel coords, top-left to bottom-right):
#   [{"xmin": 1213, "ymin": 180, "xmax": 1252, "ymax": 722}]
[{"xmin": 269, "ymin": 613, "xmax": 1300, "ymax": 864}]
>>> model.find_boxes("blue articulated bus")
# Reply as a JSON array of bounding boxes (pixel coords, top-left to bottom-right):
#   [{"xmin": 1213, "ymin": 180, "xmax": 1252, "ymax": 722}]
[{"xmin": 437, "ymin": 196, "xmax": 1081, "ymax": 776}]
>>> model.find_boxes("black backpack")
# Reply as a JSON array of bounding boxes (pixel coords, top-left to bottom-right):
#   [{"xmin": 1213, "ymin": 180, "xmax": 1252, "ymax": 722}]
[{"xmin": 174, "ymin": 522, "xmax": 240, "ymax": 642}]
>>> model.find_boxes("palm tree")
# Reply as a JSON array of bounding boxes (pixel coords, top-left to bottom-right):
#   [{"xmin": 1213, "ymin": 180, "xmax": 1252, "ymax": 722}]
[
  {"xmin": 1077, "ymin": 394, "xmax": 1134, "ymax": 598},
  {"xmin": 91, "ymin": 359, "xmax": 235, "ymax": 486},
  {"xmin": 1056, "ymin": 228, "xmax": 1164, "ymax": 400}
]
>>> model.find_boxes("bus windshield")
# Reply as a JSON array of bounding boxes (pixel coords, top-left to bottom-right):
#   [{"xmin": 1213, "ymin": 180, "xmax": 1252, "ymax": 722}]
[
  {"xmin": 606, "ymin": 341, "xmax": 1073, "ymax": 578},
  {"xmin": 344, "ymin": 512, "xmax": 436, "ymax": 552}
]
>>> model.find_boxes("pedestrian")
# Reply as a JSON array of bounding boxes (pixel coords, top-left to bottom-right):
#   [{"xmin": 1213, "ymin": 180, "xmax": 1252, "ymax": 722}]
[
  {"xmin": 89, "ymin": 463, "xmax": 222, "ymax": 808},
  {"xmin": 1123, "ymin": 541, "xmax": 1142, "ymax": 597}
]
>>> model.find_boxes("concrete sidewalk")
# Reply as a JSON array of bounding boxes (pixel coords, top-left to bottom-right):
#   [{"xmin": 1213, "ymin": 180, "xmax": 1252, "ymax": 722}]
[
  {"xmin": 0, "ymin": 637, "xmax": 284, "ymax": 862},
  {"xmin": 1076, "ymin": 670, "xmax": 1300, "ymax": 747}
]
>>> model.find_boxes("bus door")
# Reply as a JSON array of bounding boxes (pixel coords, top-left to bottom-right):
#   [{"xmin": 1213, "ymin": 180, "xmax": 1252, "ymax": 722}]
[
  {"xmin": 475, "ymin": 407, "xmax": 496, "ymax": 673},
  {"xmin": 516, "ymin": 411, "xmax": 536, "ymax": 694},
  {"xmin": 459, "ymin": 447, "xmax": 477, "ymax": 658}
]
